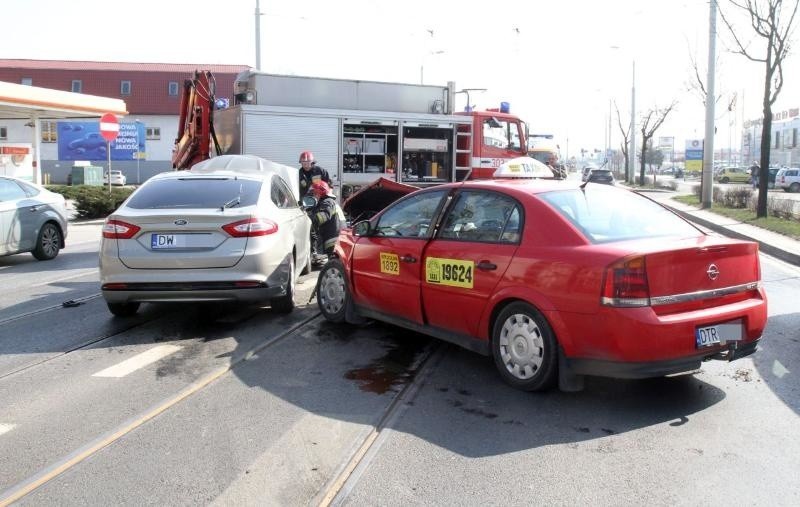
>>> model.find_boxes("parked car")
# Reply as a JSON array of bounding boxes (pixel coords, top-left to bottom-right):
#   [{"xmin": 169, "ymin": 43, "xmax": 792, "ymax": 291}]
[
  {"xmin": 585, "ymin": 168, "xmax": 615, "ymax": 185},
  {"xmin": 0, "ymin": 176, "xmax": 67, "ymax": 260},
  {"xmin": 103, "ymin": 170, "xmax": 127, "ymax": 186},
  {"xmin": 767, "ymin": 167, "xmax": 780, "ymax": 188},
  {"xmin": 775, "ymin": 167, "xmax": 800, "ymax": 193},
  {"xmin": 99, "ymin": 155, "xmax": 312, "ymax": 316},
  {"xmin": 714, "ymin": 167, "xmax": 750, "ymax": 184},
  {"xmin": 316, "ymin": 168, "xmax": 767, "ymax": 392}
]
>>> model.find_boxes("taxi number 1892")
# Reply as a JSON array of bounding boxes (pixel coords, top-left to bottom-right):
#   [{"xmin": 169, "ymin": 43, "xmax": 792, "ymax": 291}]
[
  {"xmin": 426, "ymin": 257, "xmax": 474, "ymax": 289},
  {"xmin": 379, "ymin": 252, "xmax": 400, "ymax": 275}
]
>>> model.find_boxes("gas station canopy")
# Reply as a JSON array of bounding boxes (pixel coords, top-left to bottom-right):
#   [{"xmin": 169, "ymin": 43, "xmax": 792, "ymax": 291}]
[
  {"xmin": 0, "ymin": 80, "xmax": 127, "ymax": 119},
  {"xmin": 0, "ymin": 81, "xmax": 127, "ymax": 183}
]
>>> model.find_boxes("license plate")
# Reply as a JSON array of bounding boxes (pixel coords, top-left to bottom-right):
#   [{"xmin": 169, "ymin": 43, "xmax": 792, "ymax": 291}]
[
  {"xmin": 151, "ymin": 233, "xmax": 184, "ymax": 249},
  {"xmin": 695, "ymin": 321, "xmax": 743, "ymax": 348}
]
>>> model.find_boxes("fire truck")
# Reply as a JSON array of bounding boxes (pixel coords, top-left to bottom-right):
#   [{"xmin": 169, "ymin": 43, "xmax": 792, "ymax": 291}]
[{"xmin": 172, "ymin": 70, "xmax": 531, "ymax": 200}]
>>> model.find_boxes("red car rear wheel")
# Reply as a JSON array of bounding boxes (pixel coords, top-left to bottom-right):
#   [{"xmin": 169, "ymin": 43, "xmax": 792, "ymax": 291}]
[{"xmin": 492, "ymin": 302, "xmax": 558, "ymax": 391}]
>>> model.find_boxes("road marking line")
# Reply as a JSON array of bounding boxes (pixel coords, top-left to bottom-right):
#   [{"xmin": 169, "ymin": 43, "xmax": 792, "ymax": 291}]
[
  {"xmin": 0, "ymin": 424, "xmax": 16, "ymax": 437},
  {"xmin": 92, "ymin": 345, "xmax": 182, "ymax": 378},
  {"xmin": 0, "ymin": 312, "xmax": 320, "ymax": 507}
]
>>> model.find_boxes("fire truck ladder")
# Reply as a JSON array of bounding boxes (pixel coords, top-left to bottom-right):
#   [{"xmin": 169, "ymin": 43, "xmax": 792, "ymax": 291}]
[{"xmin": 455, "ymin": 123, "xmax": 473, "ymax": 181}]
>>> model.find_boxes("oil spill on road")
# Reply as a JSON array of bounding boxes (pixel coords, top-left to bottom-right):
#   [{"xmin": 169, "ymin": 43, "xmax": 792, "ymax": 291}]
[{"xmin": 344, "ymin": 332, "xmax": 430, "ymax": 394}]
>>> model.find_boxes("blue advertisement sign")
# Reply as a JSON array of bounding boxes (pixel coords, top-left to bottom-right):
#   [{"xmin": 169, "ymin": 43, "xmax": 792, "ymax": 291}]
[{"xmin": 58, "ymin": 121, "xmax": 145, "ymax": 161}]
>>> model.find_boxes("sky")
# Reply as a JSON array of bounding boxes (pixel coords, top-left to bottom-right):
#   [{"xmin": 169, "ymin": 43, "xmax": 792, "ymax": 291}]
[{"xmin": 3, "ymin": 0, "xmax": 798, "ymax": 158}]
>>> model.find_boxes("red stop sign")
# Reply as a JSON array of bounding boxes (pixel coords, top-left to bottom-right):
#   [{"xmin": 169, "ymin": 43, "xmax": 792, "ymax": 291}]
[{"xmin": 99, "ymin": 113, "xmax": 119, "ymax": 142}]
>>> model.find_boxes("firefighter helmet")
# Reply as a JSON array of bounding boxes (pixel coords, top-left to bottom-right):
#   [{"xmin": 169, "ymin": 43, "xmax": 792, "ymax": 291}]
[
  {"xmin": 299, "ymin": 151, "xmax": 315, "ymax": 163},
  {"xmin": 310, "ymin": 181, "xmax": 332, "ymax": 198}
]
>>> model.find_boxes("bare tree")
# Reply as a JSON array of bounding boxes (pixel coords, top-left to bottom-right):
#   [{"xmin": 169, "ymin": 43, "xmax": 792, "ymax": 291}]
[
  {"xmin": 719, "ymin": 0, "xmax": 799, "ymax": 217},
  {"xmin": 614, "ymin": 101, "xmax": 631, "ymax": 181},
  {"xmin": 639, "ymin": 101, "xmax": 678, "ymax": 185}
]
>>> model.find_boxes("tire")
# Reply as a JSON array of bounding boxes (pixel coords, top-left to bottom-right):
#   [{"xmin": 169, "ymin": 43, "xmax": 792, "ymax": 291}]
[
  {"xmin": 720, "ymin": 177, "xmax": 729, "ymax": 184},
  {"xmin": 317, "ymin": 258, "xmax": 348, "ymax": 323},
  {"xmin": 790, "ymin": 182, "xmax": 800, "ymax": 193},
  {"xmin": 32, "ymin": 222, "xmax": 62, "ymax": 261},
  {"xmin": 107, "ymin": 302, "xmax": 140, "ymax": 317},
  {"xmin": 271, "ymin": 256, "xmax": 296, "ymax": 314},
  {"xmin": 491, "ymin": 302, "xmax": 557, "ymax": 391},
  {"xmin": 300, "ymin": 245, "xmax": 312, "ymax": 276}
]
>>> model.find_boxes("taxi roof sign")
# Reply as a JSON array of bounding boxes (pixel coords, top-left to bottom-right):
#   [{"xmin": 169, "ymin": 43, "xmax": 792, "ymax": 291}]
[{"xmin": 493, "ymin": 157, "xmax": 554, "ymax": 178}]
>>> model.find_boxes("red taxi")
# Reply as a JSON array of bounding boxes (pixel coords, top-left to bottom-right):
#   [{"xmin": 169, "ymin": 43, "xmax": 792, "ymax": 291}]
[{"xmin": 316, "ymin": 167, "xmax": 767, "ymax": 392}]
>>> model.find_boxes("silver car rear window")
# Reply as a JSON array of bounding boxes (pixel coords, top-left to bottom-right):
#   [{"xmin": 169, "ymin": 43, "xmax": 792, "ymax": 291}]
[
  {"xmin": 539, "ymin": 186, "xmax": 700, "ymax": 243},
  {"xmin": 126, "ymin": 178, "xmax": 262, "ymax": 209}
]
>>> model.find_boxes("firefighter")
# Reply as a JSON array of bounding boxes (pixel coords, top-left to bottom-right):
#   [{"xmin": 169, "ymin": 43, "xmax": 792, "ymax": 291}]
[
  {"xmin": 308, "ymin": 181, "xmax": 346, "ymax": 261},
  {"xmin": 546, "ymin": 153, "xmax": 566, "ymax": 180},
  {"xmin": 298, "ymin": 151, "xmax": 332, "ymax": 198}
]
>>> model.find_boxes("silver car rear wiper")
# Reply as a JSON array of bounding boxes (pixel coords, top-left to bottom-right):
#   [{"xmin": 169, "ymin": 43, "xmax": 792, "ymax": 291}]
[{"xmin": 221, "ymin": 195, "xmax": 241, "ymax": 211}]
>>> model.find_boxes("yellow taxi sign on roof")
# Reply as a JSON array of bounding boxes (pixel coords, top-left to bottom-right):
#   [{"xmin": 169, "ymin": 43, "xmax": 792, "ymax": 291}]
[{"xmin": 493, "ymin": 156, "xmax": 554, "ymax": 178}]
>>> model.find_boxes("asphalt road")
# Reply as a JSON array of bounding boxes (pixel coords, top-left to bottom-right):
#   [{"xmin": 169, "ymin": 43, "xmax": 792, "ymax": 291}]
[{"xmin": 1, "ymin": 220, "xmax": 798, "ymax": 506}]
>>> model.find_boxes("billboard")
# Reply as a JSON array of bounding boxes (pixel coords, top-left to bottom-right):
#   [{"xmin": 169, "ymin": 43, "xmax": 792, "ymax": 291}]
[
  {"xmin": 685, "ymin": 139, "xmax": 703, "ymax": 173},
  {"xmin": 57, "ymin": 121, "xmax": 145, "ymax": 161}
]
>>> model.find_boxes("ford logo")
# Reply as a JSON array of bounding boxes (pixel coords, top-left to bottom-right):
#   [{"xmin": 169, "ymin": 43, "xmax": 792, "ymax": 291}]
[
  {"xmin": 174, "ymin": 219, "xmax": 188, "ymax": 226},
  {"xmin": 707, "ymin": 264, "xmax": 720, "ymax": 280}
]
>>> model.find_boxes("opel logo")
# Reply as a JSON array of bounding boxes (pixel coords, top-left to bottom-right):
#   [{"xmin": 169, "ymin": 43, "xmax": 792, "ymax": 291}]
[
  {"xmin": 174, "ymin": 219, "xmax": 188, "ymax": 226},
  {"xmin": 707, "ymin": 264, "xmax": 720, "ymax": 280}
]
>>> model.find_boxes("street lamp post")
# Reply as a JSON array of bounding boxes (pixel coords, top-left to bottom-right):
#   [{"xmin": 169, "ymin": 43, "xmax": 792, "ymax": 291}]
[{"xmin": 629, "ymin": 60, "xmax": 636, "ymax": 184}]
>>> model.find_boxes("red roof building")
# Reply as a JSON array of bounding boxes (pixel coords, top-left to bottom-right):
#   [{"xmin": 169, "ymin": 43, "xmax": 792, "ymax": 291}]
[{"xmin": 0, "ymin": 59, "xmax": 250, "ymax": 115}]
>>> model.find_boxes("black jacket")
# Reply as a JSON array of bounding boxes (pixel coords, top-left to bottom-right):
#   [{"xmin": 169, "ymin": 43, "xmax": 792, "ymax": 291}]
[
  {"xmin": 299, "ymin": 164, "xmax": 332, "ymax": 197},
  {"xmin": 310, "ymin": 195, "xmax": 346, "ymax": 253}
]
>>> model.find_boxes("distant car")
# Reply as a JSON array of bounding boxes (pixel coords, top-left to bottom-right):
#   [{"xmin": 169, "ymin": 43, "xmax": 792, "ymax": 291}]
[
  {"xmin": 0, "ymin": 176, "xmax": 68, "ymax": 260},
  {"xmin": 775, "ymin": 167, "xmax": 800, "ymax": 192},
  {"xmin": 585, "ymin": 168, "xmax": 615, "ymax": 185},
  {"xmin": 581, "ymin": 166, "xmax": 597, "ymax": 182},
  {"xmin": 99, "ymin": 155, "xmax": 312, "ymax": 316},
  {"xmin": 715, "ymin": 167, "xmax": 750, "ymax": 184},
  {"xmin": 103, "ymin": 170, "xmax": 127, "ymax": 186},
  {"xmin": 316, "ymin": 170, "xmax": 767, "ymax": 392}
]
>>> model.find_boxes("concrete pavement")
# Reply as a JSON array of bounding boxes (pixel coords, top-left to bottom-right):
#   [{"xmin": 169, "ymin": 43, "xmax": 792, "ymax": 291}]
[{"xmin": 639, "ymin": 189, "xmax": 800, "ymax": 267}]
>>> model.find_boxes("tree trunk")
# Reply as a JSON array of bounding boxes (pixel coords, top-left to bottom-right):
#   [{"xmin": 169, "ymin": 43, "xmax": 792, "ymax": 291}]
[
  {"xmin": 639, "ymin": 137, "xmax": 648, "ymax": 185},
  {"xmin": 757, "ymin": 52, "xmax": 773, "ymax": 218}
]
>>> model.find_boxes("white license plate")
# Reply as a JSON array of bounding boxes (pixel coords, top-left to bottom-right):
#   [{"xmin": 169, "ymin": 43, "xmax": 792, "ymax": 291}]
[
  {"xmin": 695, "ymin": 321, "xmax": 743, "ymax": 348},
  {"xmin": 151, "ymin": 234, "xmax": 184, "ymax": 249}
]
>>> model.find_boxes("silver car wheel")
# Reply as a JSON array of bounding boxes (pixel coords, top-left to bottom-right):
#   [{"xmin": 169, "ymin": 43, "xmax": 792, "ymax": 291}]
[
  {"xmin": 319, "ymin": 264, "xmax": 346, "ymax": 316},
  {"xmin": 498, "ymin": 312, "xmax": 544, "ymax": 380},
  {"xmin": 41, "ymin": 225, "xmax": 60, "ymax": 257}
]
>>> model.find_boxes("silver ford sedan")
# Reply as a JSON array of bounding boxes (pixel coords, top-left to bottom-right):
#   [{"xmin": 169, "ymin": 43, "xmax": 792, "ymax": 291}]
[
  {"xmin": 99, "ymin": 155, "xmax": 312, "ymax": 316},
  {"xmin": 0, "ymin": 176, "xmax": 67, "ymax": 261}
]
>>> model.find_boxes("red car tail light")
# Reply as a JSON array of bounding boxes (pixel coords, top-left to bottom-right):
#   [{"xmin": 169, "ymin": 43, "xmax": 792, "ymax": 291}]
[
  {"xmin": 102, "ymin": 220, "xmax": 141, "ymax": 239},
  {"xmin": 222, "ymin": 218, "xmax": 278, "ymax": 237},
  {"xmin": 601, "ymin": 255, "xmax": 650, "ymax": 307}
]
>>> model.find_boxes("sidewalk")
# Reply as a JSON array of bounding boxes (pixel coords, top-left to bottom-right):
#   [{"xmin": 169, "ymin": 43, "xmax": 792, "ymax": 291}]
[{"xmin": 638, "ymin": 189, "xmax": 800, "ymax": 267}]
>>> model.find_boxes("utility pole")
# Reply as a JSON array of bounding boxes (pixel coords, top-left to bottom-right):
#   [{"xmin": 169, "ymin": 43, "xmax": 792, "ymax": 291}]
[
  {"xmin": 255, "ymin": 0, "xmax": 262, "ymax": 70},
  {"xmin": 702, "ymin": 0, "xmax": 717, "ymax": 208},
  {"xmin": 629, "ymin": 61, "xmax": 636, "ymax": 184}
]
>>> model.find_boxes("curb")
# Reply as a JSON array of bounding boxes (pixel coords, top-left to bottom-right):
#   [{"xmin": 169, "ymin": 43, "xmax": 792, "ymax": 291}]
[{"xmin": 653, "ymin": 199, "xmax": 800, "ymax": 267}]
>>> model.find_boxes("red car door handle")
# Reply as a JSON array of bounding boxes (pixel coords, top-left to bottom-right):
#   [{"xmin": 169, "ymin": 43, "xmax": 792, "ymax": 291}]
[
  {"xmin": 477, "ymin": 261, "xmax": 497, "ymax": 271},
  {"xmin": 400, "ymin": 255, "xmax": 417, "ymax": 263}
]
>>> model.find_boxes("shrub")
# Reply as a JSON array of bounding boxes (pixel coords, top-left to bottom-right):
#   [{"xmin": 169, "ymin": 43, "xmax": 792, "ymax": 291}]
[
  {"xmin": 715, "ymin": 187, "xmax": 752, "ymax": 209},
  {"xmin": 767, "ymin": 196, "xmax": 799, "ymax": 220},
  {"xmin": 48, "ymin": 185, "xmax": 134, "ymax": 219}
]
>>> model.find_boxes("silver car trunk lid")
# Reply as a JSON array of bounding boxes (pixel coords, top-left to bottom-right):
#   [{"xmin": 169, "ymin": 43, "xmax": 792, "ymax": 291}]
[{"xmin": 115, "ymin": 209, "xmax": 252, "ymax": 269}]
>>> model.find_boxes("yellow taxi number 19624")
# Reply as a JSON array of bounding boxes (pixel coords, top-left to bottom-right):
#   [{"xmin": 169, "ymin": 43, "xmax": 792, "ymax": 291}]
[
  {"xmin": 425, "ymin": 257, "xmax": 474, "ymax": 289},
  {"xmin": 379, "ymin": 252, "xmax": 400, "ymax": 275}
]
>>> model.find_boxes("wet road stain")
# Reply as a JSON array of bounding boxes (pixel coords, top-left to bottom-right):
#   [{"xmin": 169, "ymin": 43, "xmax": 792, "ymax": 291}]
[
  {"xmin": 446, "ymin": 399, "xmax": 498, "ymax": 419},
  {"xmin": 344, "ymin": 332, "xmax": 430, "ymax": 394},
  {"xmin": 316, "ymin": 321, "xmax": 357, "ymax": 342}
]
